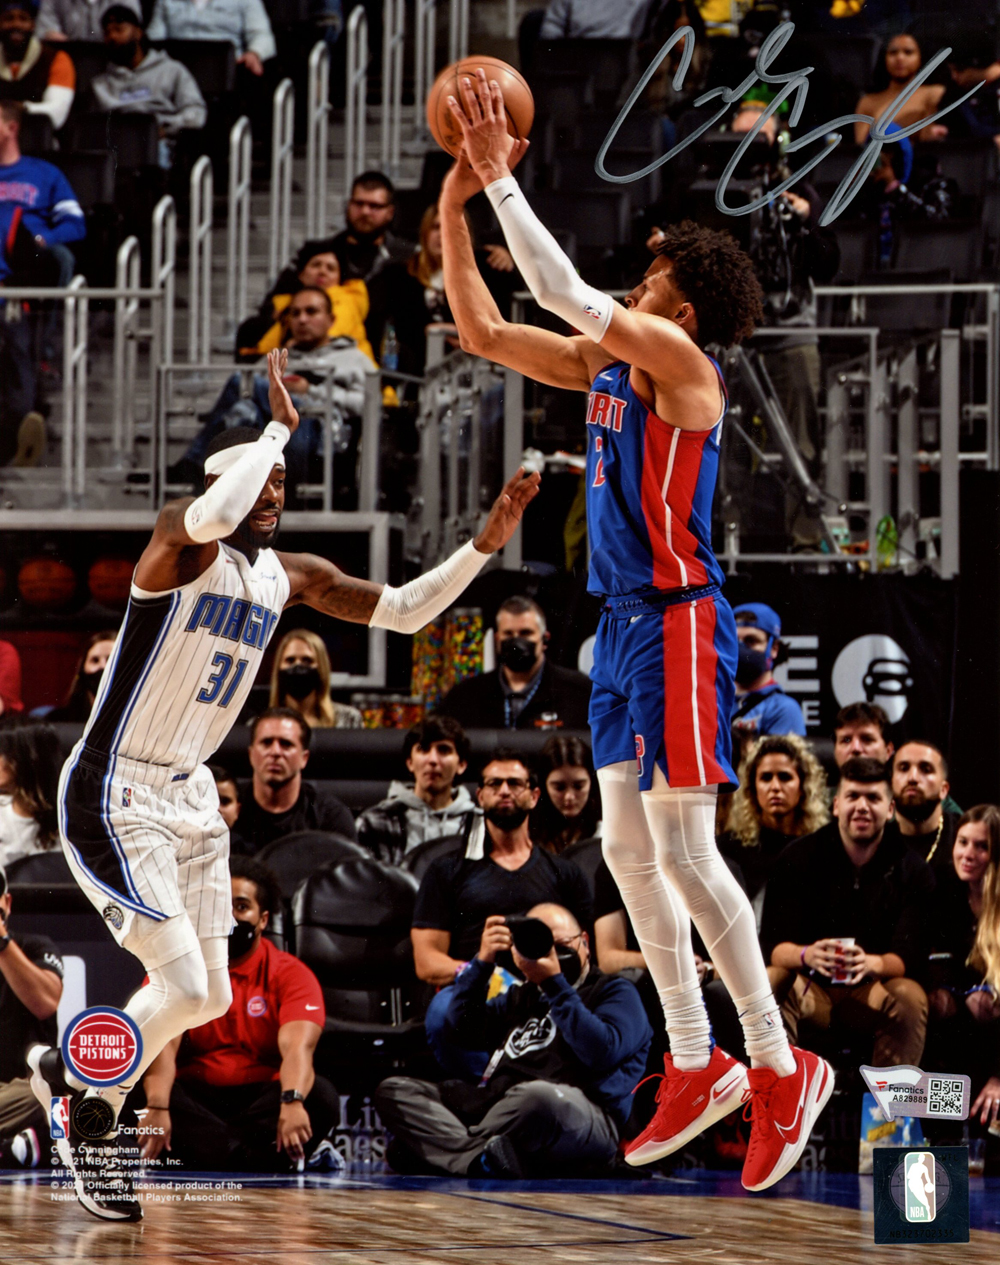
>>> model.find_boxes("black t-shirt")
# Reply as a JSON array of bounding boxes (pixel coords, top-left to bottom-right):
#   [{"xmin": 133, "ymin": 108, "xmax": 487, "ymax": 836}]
[
  {"xmin": 0, "ymin": 931, "xmax": 63, "ymax": 1082},
  {"xmin": 412, "ymin": 844, "xmax": 594, "ymax": 962},
  {"xmin": 760, "ymin": 821, "xmax": 936, "ymax": 977},
  {"xmin": 231, "ymin": 779, "xmax": 357, "ymax": 854}
]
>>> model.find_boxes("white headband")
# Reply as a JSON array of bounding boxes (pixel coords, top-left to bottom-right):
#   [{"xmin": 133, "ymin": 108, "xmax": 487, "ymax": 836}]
[{"xmin": 204, "ymin": 441, "xmax": 285, "ymax": 478}]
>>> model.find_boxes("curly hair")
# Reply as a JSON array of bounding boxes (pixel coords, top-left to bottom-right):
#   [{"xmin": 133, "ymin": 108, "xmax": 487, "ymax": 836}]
[
  {"xmin": 729, "ymin": 734, "xmax": 829, "ymax": 848},
  {"xmin": 654, "ymin": 220, "xmax": 763, "ymax": 348}
]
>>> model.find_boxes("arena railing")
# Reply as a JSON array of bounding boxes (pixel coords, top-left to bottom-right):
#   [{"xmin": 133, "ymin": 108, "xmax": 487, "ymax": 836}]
[
  {"xmin": 412, "ymin": 0, "xmax": 437, "ymax": 149},
  {"xmin": 509, "ymin": 283, "xmax": 1000, "ymax": 578},
  {"xmin": 188, "ymin": 155, "xmax": 213, "ymax": 365},
  {"xmin": 380, "ymin": 0, "xmax": 405, "ymax": 181},
  {"xmin": 448, "ymin": 0, "xmax": 469, "ymax": 66},
  {"xmin": 345, "ymin": 5, "xmax": 368, "ymax": 203},
  {"xmin": 113, "ymin": 235, "xmax": 141, "ymax": 464},
  {"xmin": 306, "ymin": 41, "xmax": 331, "ymax": 241},
  {"xmin": 226, "ymin": 116, "xmax": 252, "ymax": 333},
  {"xmin": 269, "ymin": 78, "xmax": 295, "ymax": 280}
]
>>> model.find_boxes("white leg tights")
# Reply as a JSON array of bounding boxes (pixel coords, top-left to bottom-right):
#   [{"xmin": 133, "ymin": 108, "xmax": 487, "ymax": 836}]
[
  {"xmin": 88, "ymin": 918, "xmax": 233, "ymax": 1125},
  {"xmin": 599, "ymin": 761, "xmax": 712, "ymax": 1069}
]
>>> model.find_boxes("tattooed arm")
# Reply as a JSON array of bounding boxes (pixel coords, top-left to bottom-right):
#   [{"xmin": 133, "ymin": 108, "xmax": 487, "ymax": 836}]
[{"xmin": 279, "ymin": 468, "xmax": 539, "ymax": 627}]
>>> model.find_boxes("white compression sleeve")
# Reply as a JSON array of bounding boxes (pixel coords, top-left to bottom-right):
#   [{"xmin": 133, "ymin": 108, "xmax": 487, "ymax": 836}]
[
  {"xmin": 369, "ymin": 539, "xmax": 489, "ymax": 635},
  {"xmin": 485, "ymin": 175, "xmax": 615, "ymax": 342},
  {"xmin": 182, "ymin": 421, "xmax": 290, "ymax": 544}
]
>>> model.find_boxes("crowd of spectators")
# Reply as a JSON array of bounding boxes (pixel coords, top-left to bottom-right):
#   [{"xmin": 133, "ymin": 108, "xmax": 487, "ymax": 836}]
[{"xmin": 1, "ymin": 599, "xmax": 999, "ymax": 1177}]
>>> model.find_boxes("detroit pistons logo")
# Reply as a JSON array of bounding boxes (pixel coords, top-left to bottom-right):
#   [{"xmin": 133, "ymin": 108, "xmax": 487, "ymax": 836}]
[
  {"xmin": 62, "ymin": 1008, "xmax": 143, "ymax": 1087},
  {"xmin": 635, "ymin": 735, "xmax": 646, "ymax": 778},
  {"xmin": 247, "ymin": 995, "xmax": 268, "ymax": 1018}
]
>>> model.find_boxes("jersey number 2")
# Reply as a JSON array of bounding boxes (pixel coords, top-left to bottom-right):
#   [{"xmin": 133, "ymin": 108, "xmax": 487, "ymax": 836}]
[
  {"xmin": 592, "ymin": 436, "xmax": 605, "ymax": 487},
  {"xmin": 197, "ymin": 653, "xmax": 249, "ymax": 707}
]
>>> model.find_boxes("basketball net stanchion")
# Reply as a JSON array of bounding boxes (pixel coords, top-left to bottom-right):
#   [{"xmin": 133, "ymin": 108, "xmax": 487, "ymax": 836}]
[
  {"xmin": 269, "ymin": 78, "xmax": 295, "ymax": 279},
  {"xmin": 226, "ymin": 116, "xmax": 252, "ymax": 339},
  {"xmin": 113, "ymin": 235, "xmax": 141, "ymax": 466},
  {"xmin": 188, "ymin": 155, "xmax": 213, "ymax": 366},
  {"xmin": 380, "ymin": 0, "xmax": 404, "ymax": 181},
  {"xmin": 344, "ymin": 6, "xmax": 368, "ymax": 201},
  {"xmin": 306, "ymin": 41, "xmax": 330, "ymax": 241}
]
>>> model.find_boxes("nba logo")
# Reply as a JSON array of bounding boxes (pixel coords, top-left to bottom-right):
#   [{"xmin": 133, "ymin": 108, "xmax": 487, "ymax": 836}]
[
  {"xmin": 122, "ymin": 787, "xmax": 132, "ymax": 809},
  {"xmin": 583, "ymin": 304, "xmax": 601, "ymax": 319},
  {"xmin": 904, "ymin": 1152, "xmax": 937, "ymax": 1223},
  {"xmin": 635, "ymin": 735, "xmax": 645, "ymax": 778},
  {"xmin": 50, "ymin": 1096, "xmax": 70, "ymax": 1139}
]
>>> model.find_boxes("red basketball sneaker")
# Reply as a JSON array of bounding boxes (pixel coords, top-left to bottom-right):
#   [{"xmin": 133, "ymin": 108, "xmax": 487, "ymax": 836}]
[
  {"xmin": 624, "ymin": 1046, "xmax": 749, "ymax": 1167},
  {"xmin": 741, "ymin": 1046, "xmax": 835, "ymax": 1191}
]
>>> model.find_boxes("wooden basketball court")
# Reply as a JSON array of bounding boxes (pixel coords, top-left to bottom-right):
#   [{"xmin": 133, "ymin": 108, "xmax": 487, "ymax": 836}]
[{"xmin": 2, "ymin": 1171, "xmax": 998, "ymax": 1262}]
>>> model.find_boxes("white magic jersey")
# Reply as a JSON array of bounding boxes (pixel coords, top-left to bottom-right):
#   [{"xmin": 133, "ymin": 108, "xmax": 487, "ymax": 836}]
[{"xmin": 82, "ymin": 543, "xmax": 290, "ymax": 772}]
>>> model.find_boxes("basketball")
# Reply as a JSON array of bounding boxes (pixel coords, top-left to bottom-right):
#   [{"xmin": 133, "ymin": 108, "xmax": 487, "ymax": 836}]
[
  {"xmin": 88, "ymin": 556, "xmax": 135, "ymax": 608},
  {"xmin": 426, "ymin": 56, "xmax": 534, "ymax": 159},
  {"xmin": 17, "ymin": 556, "xmax": 76, "ymax": 608}
]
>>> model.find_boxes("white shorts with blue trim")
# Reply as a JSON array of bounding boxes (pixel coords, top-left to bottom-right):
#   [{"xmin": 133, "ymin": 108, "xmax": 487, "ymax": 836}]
[{"xmin": 58, "ymin": 740, "xmax": 231, "ymax": 951}]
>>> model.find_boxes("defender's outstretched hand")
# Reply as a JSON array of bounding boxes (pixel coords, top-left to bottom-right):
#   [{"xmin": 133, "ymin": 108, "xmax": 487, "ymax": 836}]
[
  {"xmin": 446, "ymin": 68, "xmax": 529, "ymax": 187},
  {"xmin": 267, "ymin": 348, "xmax": 300, "ymax": 434},
  {"xmin": 473, "ymin": 468, "xmax": 540, "ymax": 553}
]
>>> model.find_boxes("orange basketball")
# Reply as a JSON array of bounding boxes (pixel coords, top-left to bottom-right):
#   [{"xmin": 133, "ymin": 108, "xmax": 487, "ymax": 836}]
[
  {"xmin": 88, "ymin": 557, "xmax": 134, "ymax": 609},
  {"xmin": 18, "ymin": 557, "xmax": 76, "ymax": 609},
  {"xmin": 427, "ymin": 56, "xmax": 534, "ymax": 159}
]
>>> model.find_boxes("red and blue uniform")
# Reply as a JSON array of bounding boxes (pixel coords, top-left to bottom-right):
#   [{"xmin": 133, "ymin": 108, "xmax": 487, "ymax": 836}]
[{"xmin": 585, "ymin": 359, "xmax": 738, "ymax": 791}]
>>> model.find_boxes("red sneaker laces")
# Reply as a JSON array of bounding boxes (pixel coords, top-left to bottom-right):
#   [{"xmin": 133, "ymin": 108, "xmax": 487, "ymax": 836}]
[
  {"xmin": 742, "ymin": 1083, "xmax": 774, "ymax": 1139},
  {"xmin": 631, "ymin": 1062, "xmax": 685, "ymax": 1103}
]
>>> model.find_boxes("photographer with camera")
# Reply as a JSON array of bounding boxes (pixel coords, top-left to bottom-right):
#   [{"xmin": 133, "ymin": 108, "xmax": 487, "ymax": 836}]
[
  {"xmin": 376, "ymin": 902, "xmax": 651, "ymax": 1178},
  {"xmin": 731, "ymin": 603, "xmax": 805, "ymax": 760}
]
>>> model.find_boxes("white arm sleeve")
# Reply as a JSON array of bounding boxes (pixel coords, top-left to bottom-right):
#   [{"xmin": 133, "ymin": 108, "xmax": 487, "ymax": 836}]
[
  {"xmin": 485, "ymin": 176, "xmax": 615, "ymax": 342},
  {"xmin": 369, "ymin": 540, "xmax": 489, "ymax": 635},
  {"xmin": 182, "ymin": 421, "xmax": 290, "ymax": 544}
]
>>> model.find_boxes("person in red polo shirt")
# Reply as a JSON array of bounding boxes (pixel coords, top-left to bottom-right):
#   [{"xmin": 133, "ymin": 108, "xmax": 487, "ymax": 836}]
[{"xmin": 137, "ymin": 856, "xmax": 338, "ymax": 1171}]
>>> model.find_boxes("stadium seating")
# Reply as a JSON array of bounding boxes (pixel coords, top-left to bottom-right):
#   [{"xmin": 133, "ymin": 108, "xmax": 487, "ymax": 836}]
[{"xmin": 399, "ymin": 833, "xmax": 465, "ymax": 883}]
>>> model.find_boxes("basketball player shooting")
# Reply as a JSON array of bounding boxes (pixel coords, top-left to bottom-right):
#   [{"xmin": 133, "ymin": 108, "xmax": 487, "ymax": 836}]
[
  {"xmin": 441, "ymin": 68, "xmax": 833, "ymax": 1192},
  {"xmin": 28, "ymin": 348, "xmax": 539, "ymax": 1221}
]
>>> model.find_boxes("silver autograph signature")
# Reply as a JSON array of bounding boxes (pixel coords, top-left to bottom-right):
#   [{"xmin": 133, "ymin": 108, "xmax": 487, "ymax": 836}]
[{"xmin": 595, "ymin": 21, "xmax": 985, "ymax": 226}]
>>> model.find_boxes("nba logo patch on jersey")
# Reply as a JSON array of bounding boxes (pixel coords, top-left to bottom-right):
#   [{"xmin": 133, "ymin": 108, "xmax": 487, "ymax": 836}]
[
  {"xmin": 583, "ymin": 303, "xmax": 602, "ymax": 320},
  {"xmin": 635, "ymin": 735, "xmax": 645, "ymax": 778},
  {"xmin": 247, "ymin": 995, "xmax": 268, "ymax": 1018},
  {"xmin": 50, "ymin": 1096, "xmax": 70, "ymax": 1139},
  {"xmin": 122, "ymin": 787, "xmax": 132, "ymax": 809}
]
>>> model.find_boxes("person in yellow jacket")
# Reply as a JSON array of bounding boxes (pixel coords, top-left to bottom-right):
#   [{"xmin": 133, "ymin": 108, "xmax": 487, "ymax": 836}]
[{"xmin": 236, "ymin": 243, "xmax": 376, "ymax": 366}]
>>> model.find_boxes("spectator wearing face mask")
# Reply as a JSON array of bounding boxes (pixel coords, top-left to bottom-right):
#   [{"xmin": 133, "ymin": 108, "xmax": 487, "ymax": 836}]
[
  {"xmin": 891, "ymin": 740, "xmax": 963, "ymax": 871},
  {"xmin": 438, "ymin": 596, "xmax": 591, "ymax": 732},
  {"xmin": 46, "ymin": 629, "xmax": 117, "ymax": 722},
  {"xmin": 730, "ymin": 603, "xmax": 805, "ymax": 761},
  {"xmin": 267, "ymin": 629, "xmax": 362, "ymax": 730}
]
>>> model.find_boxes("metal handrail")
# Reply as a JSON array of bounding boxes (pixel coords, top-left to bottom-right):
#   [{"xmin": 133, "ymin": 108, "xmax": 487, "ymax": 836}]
[
  {"xmin": 306, "ymin": 41, "xmax": 330, "ymax": 240},
  {"xmin": 380, "ymin": 0, "xmax": 404, "ymax": 179},
  {"xmin": 113, "ymin": 236, "xmax": 141, "ymax": 460},
  {"xmin": 448, "ymin": 0, "xmax": 468, "ymax": 65},
  {"xmin": 507, "ymin": 0, "xmax": 517, "ymax": 39},
  {"xmin": 413, "ymin": 0, "xmax": 436, "ymax": 142},
  {"xmin": 152, "ymin": 195, "xmax": 176, "ymax": 368},
  {"xmin": 345, "ymin": 6, "xmax": 368, "ymax": 200},
  {"xmin": 227, "ymin": 116, "xmax": 252, "ymax": 331},
  {"xmin": 188, "ymin": 154, "xmax": 213, "ymax": 364},
  {"xmin": 269, "ymin": 79, "xmax": 295, "ymax": 278}
]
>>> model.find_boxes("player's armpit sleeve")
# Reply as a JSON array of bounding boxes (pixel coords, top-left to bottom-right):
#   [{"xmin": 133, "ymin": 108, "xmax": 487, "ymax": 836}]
[
  {"xmin": 368, "ymin": 539, "xmax": 488, "ymax": 635},
  {"xmin": 182, "ymin": 421, "xmax": 289, "ymax": 543},
  {"xmin": 485, "ymin": 176, "xmax": 614, "ymax": 343}
]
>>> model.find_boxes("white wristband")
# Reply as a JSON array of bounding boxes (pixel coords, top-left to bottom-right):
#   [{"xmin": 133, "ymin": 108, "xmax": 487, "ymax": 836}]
[
  {"xmin": 485, "ymin": 175, "xmax": 614, "ymax": 342},
  {"xmin": 369, "ymin": 540, "xmax": 488, "ymax": 635}
]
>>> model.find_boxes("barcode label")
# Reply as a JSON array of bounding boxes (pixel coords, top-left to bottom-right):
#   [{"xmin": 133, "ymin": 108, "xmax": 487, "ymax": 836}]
[{"xmin": 928, "ymin": 1078, "xmax": 964, "ymax": 1116}]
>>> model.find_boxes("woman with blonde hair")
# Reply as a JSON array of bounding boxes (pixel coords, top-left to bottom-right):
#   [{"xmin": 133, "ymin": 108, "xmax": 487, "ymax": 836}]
[
  {"xmin": 925, "ymin": 805, "xmax": 1000, "ymax": 1135},
  {"xmin": 722, "ymin": 733, "xmax": 829, "ymax": 912},
  {"xmin": 268, "ymin": 629, "xmax": 362, "ymax": 729}
]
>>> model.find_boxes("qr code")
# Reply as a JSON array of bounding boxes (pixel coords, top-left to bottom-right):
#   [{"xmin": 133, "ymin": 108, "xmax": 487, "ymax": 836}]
[{"xmin": 928, "ymin": 1078, "xmax": 963, "ymax": 1116}]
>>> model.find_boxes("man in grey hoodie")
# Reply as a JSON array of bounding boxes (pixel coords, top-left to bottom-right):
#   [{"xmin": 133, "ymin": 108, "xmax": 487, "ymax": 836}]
[
  {"xmin": 90, "ymin": 5, "xmax": 206, "ymax": 168},
  {"xmin": 357, "ymin": 716, "xmax": 480, "ymax": 866}
]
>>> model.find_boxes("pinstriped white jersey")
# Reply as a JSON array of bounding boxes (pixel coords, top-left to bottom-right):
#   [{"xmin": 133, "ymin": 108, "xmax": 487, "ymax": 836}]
[{"xmin": 82, "ymin": 543, "xmax": 289, "ymax": 772}]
